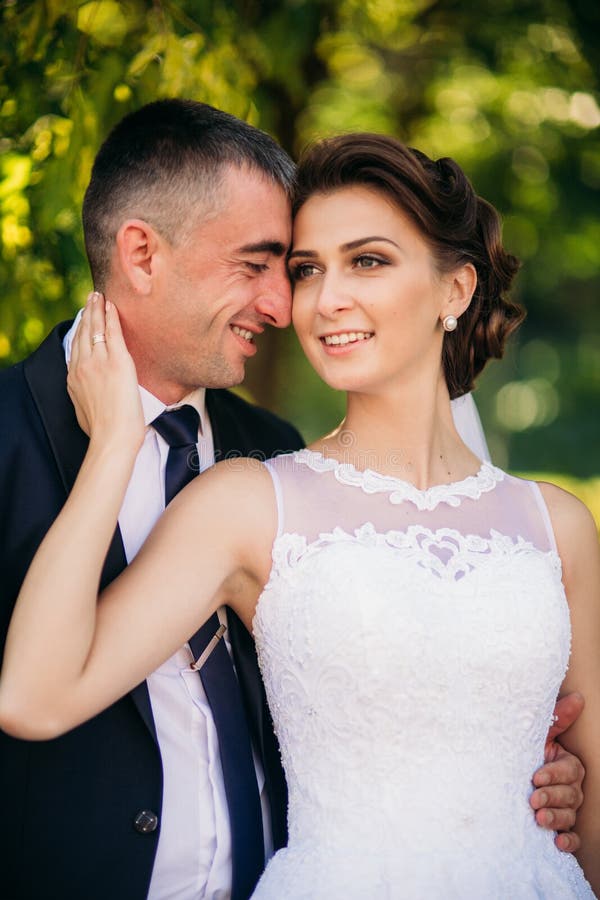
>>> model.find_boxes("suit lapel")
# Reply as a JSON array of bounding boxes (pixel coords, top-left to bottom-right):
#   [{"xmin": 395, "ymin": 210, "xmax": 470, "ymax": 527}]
[
  {"xmin": 207, "ymin": 388, "xmax": 252, "ymax": 463},
  {"xmin": 24, "ymin": 323, "xmax": 128, "ymax": 588},
  {"xmin": 24, "ymin": 323, "xmax": 158, "ymax": 741},
  {"xmin": 24, "ymin": 323, "xmax": 89, "ymax": 499}
]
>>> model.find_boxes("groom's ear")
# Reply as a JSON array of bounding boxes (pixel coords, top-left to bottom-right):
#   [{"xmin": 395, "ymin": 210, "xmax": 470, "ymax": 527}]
[{"xmin": 115, "ymin": 219, "xmax": 162, "ymax": 296}]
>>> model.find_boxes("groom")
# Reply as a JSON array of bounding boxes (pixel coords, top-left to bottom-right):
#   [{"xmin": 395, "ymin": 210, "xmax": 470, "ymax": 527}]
[{"xmin": 0, "ymin": 99, "xmax": 585, "ymax": 899}]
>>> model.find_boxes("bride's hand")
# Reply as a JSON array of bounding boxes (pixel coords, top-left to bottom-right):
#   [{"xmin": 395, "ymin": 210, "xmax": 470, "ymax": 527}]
[{"xmin": 67, "ymin": 291, "xmax": 145, "ymax": 451}]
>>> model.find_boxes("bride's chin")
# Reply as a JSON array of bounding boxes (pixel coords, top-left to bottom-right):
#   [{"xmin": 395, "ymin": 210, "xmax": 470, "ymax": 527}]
[
  {"xmin": 319, "ymin": 371, "xmax": 369, "ymax": 393},
  {"xmin": 302, "ymin": 350, "xmax": 373, "ymax": 393}
]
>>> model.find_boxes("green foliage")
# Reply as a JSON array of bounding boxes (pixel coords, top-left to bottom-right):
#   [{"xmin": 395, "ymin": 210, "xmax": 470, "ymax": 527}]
[
  {"xmin": 0, "ymin": 0, "xmax": 313, "ymax": 359},
  {"xmin": 1, "ymin": 0, "xmax": 598, "ymax": 481}
]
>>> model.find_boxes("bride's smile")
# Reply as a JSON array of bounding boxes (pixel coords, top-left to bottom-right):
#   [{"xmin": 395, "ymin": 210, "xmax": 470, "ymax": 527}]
[{"xmin": 289, "ymin": 185, "xmax": 473, "ymax": 397}]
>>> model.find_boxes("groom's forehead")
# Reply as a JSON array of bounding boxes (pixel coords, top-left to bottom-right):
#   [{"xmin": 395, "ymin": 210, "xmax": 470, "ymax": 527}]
[{"xmin": 191, "ymin": 172, "xmax": 291, "ymax": 248}]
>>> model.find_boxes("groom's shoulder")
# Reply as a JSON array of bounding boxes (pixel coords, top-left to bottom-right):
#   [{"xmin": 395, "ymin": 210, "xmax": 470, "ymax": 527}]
[
  {"xmin": 0, "ymin": 356, "xmax": 29, "ymax": 421},
  {"xmin": 0, "ymin": 321, "xmax": 70, "ymax": 428},
  {"xmin": 0, "ymin": 358, "xmax": 36, "ymax": 470},
  {"xmin": 209, "ymin": 387, "xmax": 304, "ymax": 454}
]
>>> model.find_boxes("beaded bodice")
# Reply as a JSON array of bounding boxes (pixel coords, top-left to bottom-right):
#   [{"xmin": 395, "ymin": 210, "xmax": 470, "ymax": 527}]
[{"xmin": 251, "ymin": 450, "xmax": 594, "ymax": 899}]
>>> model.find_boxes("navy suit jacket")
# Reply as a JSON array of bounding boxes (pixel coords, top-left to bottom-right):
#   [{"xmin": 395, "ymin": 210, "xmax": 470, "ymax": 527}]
[{"xmin": 0, "ymin": 322, "xmax": 304, "ymax": 900}]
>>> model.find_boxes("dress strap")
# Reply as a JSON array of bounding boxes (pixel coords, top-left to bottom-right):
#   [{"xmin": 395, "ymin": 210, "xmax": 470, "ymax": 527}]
[
  {"xmin": 527, "ymin": 480, "xmax": 559, "ymax": 555},
  {"xmin": 263, "ymin": 458, "xmax": 285, "ymax": 539}
]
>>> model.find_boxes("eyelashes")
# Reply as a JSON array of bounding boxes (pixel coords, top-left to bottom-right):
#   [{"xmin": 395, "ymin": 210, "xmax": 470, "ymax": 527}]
[
  {"xmin": 289, "ymin": 262, "xmax": 319, "ymax": 282},
  {"xmin": 244, "ymin": 261, "xmax": 269, "ymax": 273},
  {"xmin": 354, "ymin": 253, "xmax": 390, "ymax": 270},
  {"xmin": 289, "ymin": 253, "xmax": 391, "ymax": 282}
]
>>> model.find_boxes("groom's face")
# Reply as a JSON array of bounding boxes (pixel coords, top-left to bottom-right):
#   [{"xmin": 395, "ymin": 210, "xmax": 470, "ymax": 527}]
[{"xmin": 134, "ymin": 165, "xmax": 292, "ymax": 404}]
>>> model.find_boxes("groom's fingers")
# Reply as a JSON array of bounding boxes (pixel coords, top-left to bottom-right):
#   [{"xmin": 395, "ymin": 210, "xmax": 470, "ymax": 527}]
[
  {"xmin": 529, "ymin": 756, "xmax": 584, "ymax": 854},
  {"xmin": 529, "ymin": 760, "xmax": 583, "ymax": 812},
  {"xmin": 529, "ymin": 744, "xmax": 584, "ymax": 854},
  {"xmin": 532, "ymin": 801, "xmax": 581, "ymax": 853},
  {"xmin": 546, "ymin": 692, "xmax": 584, "ymax": 744},
  {"xmin": 532, "ymin": 752, "xmax": 585, "ymax": 795},
  {"xmin": 555, "ymin": 831, "xmax": 581, "ymax": 853},
  {"xmin": 532, "ymin": 796, "xmax": 577, "ymax": 827},
  {"xmin": 530, "ymin": 782, "xmax": 581, "ymax": 814}
]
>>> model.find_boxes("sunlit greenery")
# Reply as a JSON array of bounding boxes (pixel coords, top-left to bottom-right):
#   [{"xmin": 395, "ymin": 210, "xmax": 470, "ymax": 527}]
[{"xmin": 1, "ymin": 0, "xmax": 598, "ymax": 517}]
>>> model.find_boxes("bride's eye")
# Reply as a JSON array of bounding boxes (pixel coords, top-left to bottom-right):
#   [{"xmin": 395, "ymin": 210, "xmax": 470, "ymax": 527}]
[
  {"xmin": 290, "ymin": 263, "xmax": 320, "ymax": 282},
  {"xmin": 354, "ymin": 254, "xmax": 388, "ymax": 269}
]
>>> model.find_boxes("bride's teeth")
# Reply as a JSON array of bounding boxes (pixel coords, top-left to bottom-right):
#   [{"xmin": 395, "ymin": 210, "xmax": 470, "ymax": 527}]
[
  {"xmin": 232, "ymin": 326, "xmax": 254, "ymax": 341},
  {"xmin": 323, "ymin": 332, "xmax": 373, "ymax": 346}
]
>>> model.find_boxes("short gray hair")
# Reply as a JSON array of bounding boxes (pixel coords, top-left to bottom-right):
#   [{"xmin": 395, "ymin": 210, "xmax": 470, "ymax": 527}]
[{"xmin": 82, "ymin": 99, "xmax": 296, "ymax": 287}]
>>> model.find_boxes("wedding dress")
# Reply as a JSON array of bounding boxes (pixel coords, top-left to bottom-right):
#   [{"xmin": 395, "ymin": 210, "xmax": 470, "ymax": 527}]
[{"xmin": 251, "ymin": 449, "xmax": 596, "ymax": 899}]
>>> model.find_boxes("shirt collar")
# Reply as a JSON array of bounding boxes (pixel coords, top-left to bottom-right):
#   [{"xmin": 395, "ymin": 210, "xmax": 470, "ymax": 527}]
[{"xmin": 141, "ymin": 385, "xmax": 206, "ymax": 434}]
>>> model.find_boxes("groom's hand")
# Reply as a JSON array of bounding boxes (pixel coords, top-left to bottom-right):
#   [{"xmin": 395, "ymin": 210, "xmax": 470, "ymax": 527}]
[{"xmin": 530, "ymin": 692, "xmax": 585, "ymax": 852}]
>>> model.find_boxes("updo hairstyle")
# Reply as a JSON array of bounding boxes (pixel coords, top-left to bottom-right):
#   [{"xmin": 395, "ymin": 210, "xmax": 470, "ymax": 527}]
[{"xmin": 293, "ymin": 134, "xmax": 524, "ymax": 399}]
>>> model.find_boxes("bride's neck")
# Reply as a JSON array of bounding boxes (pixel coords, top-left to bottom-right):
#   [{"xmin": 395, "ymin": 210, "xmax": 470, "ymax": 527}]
[{"xmin": 316, "ymin": 379, "xmax": 479, "ymax": 489}]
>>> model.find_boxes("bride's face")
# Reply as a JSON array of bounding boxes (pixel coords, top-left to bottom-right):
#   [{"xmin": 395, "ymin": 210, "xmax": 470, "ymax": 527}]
[{"xmin": 289, "ymin": 186, "xmax": 450, "ymax": 395}]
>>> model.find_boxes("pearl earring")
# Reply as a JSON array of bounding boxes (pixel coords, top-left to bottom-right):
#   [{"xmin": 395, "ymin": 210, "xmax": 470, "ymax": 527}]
[{"xmin": 442, "ymin": 315, "xmax": 458, "ymax": 332}]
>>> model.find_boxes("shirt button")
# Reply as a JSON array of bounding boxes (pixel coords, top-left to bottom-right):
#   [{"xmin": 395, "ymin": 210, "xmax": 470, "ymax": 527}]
[{"xmin": 133, "ymin": 810, "xmax": 159, "ymax": 833}]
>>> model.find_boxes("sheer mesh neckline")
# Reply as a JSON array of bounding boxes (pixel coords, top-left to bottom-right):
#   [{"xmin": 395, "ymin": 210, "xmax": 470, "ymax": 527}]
[{"xmin": 293, "ymin": 448, "xmax": 505, "ymax": 511}]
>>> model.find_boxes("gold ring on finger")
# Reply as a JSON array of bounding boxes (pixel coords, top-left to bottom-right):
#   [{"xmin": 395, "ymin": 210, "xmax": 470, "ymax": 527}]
[{"xmin": 91, "ymin": 332, "xmax": 106, "ymax": 346}]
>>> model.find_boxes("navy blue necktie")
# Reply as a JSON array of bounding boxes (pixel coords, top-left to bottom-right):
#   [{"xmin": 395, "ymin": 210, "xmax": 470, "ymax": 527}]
[
  {"xmin": 151, "ymin": 406, "xmax": 265, "ymax": 900},
  {"xmin": 151, "ymin": 404, "xmax": 201, "ymax": 504}
]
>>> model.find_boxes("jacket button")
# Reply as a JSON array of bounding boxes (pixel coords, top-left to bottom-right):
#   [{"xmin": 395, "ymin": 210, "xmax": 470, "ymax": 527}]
[{"xmin": 133, "ymin": 810, "xmax": 159, "ymax": 833}]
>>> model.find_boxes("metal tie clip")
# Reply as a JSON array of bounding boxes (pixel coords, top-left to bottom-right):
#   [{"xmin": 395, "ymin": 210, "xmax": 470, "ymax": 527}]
[{"xmin": 190, "ymin": 623, "xmax": 227, "ymax": 671}]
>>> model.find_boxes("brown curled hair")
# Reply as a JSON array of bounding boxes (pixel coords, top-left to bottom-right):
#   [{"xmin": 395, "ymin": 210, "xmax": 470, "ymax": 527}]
[{"xmin": 293, "ymin": 133, "xmax": 525, "ymax": 399}]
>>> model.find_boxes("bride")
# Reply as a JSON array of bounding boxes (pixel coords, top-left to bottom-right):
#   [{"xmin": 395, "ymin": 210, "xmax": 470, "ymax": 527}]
[{"xmin": 1, "ymin": 133, "xmax": 599, "ymax": 898}]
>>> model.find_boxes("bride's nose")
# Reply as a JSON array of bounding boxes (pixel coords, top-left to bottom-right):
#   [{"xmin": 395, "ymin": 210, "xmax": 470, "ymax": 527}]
[{"xmin": 316, "ymin": 273, "xmax": 354, "ymax": 318}]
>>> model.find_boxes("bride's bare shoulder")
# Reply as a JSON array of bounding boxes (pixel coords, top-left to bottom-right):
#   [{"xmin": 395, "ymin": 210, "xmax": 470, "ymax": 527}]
[
  {"xmin": 537, "ymin": 480, "xmax": 594, "ymax": 529},
  {"xmin": 154, "ymin": 455, "xmax": 279, "ymax": 555},
  {"xmin": 188, "ymin": 458, "xmax": 280, "ymax": 595},
  {"xmin": 537, "ymin": 480, "xmax": 599, "ymax": 582},
  {"xmin": 198, "ymin": 455, "xmax": 278, "ymax": 496},
  {"xmin": 177, "ymin": 455, "xmax": 279, "ymax": 547},
  {"xmin": 182, "ymin": 455, "xmax": 278, "ymax": 512}
]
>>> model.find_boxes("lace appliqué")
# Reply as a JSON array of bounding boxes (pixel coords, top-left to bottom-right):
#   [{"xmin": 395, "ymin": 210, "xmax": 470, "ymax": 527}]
[
  {"xmin": 294, "ymin": 448, "xmax": 504, "ymax": 510},
  {"xmin": 268, "ymin": 522, "xmax": 563, "ymax": 585},
  {"xmin": 250, "ymin": 455, "xmax": 593, "ymax": 899}
]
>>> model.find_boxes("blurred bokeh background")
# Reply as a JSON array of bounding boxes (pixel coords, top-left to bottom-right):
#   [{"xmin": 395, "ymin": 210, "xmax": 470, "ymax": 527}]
[{"xmin": 1, "ymin": 0, "xmax": 598, "ymax": 520}]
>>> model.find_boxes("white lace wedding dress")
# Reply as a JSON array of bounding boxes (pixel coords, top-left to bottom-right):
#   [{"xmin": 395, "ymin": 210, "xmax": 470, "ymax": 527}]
[{"xmin": 251, "ymin": 450, "xmax": 596, "ymax": 899}]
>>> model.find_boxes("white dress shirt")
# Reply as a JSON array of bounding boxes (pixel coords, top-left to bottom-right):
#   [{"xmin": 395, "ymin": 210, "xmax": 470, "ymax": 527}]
[{"xmin": 63, "ymin": 316, "xmax": 272, "ymax": 900}]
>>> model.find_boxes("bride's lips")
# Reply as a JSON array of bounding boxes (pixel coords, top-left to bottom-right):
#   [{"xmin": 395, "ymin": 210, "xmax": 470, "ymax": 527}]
[{"xmin": 319, "ymin": 330, "xmax": 374, "ymax": 355}]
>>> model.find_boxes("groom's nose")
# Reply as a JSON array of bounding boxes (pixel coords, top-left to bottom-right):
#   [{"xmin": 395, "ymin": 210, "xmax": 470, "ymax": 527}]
[{"xmin": 254, "ymin": 263, "xmax": 292, "ymax": 329}]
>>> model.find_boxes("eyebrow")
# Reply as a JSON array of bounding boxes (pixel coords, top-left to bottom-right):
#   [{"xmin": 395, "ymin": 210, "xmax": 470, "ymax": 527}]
[
  {"xmin": 288, "ymin": 235, "xmax": 400, "ymax": 260},
  {"xmin": 236, "ymin": 240, "xmax": 287, "ymax": 257}
]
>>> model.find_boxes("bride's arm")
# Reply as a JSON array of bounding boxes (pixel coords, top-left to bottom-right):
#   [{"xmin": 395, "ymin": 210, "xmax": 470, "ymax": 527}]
[
  {"xmin": 541, "ymin": 482, "xmax": 600, "ymax": 892},
  {"xmin": 0, "ymin": 298, "xmax": 275, "ymax": 740}
]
